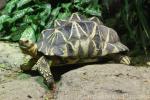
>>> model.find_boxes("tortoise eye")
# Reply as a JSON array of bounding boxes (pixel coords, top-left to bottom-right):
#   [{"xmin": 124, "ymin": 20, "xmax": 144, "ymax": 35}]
[{"xmin": 24, "ymin": 40, "xmax": 29, "ymax": 43}]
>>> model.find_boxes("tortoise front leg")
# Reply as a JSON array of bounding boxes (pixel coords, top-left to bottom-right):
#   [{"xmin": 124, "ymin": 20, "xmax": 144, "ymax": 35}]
[{"xmin": 33, "ymin": 56, "xmax": 55, "ymax": 90}]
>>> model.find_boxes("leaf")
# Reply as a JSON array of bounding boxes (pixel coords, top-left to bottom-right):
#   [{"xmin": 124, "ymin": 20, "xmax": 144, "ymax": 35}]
[
  {"xmin": 17, "ymin": 0, "xmax": 32, "ymax": 8},
  {"xmin": 45, "ymin": 18, "xmax": 53, "ymax": 29},
  {"xmin": 124, "ymin": 0, "xmax": 129, "ymax": 20},
  {"xmin": 10, "ymin": 7, "xmax": 34, "ymax": 23},
  {"xmin": 74, "ymin": 4, "xmax": 84, "ymax": 10},
  {"xmin": 23, "ymin": 15, "xmax": 34, "ymax": 24},
  {"xmin": 39, "ymin": 4, "xmax": 51, "ymax": 17},
  {"xmin": 10, "ymin": 25, "xmax": 28, "ymax": 41},
  {"xmin": 39, "ymin": 4, "xmax": 51, "ymax": 26},
  {"xmin": 0, "ymin": 15, "xmax": 11, "ymax": 24},
  {"xmin": 0, "ymin": 25, "xmax": 3, "ymax": 31},
  {"xmin": 20, "ymin": 24, "xmax": 37, "ymax": 42},
  {"xmin": 74, "ymin": 0, "xmax": 101, "ymax": 16},
  {"xmin": 0, "ymin": 34, "xmax": 11, "ymax": 40},
  {"xmin": 135, "ymin": 0, "xmax": 150, "ymax": 38},
  {"xmin": 51, "ymin": 7, "xmax": 61, "ymax": 17},
  {"xmin": 61, "ymin": 3, "xmax": 72, "ymax": 11},
  {"xmin": 122, "ymin": 9, "xmax": 136, "ymax": 41},
  {"xmin": 0, "ymin": 24, "xmax": 27, "ymax": 41},
  {"xmin": 74, "ymin": 0, "xmax": 91, "ymax": 4},
  {"xmin": 46, "ymin": 7, "xmax": 61, "ymax": 27},
  {"xmin": 85, "ymin": 5, "xmax": 101, "ymax": 16},
  {"xmin": 57, "ymin": 12, "xmax": 71, "ymax": 20},
  {"xmin": 0, "ymin": 15, "xmax": 11, "ymax": 31},
  {"xmin": 2, "ymin": 0, "xmax": 19, "ymax": 14},
  {"xmin": 102, "ymin": 0, "xmax": 113, "ymax": 10}
]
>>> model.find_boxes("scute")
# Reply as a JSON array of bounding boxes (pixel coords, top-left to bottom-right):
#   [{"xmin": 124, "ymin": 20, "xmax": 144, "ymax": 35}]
[
  {"xmin": 53, "ymin": 46, "xmax": 64, "ymax": 56},
  {"xmin": 37, "ymin": 12, "xmax": 129, "ymax": 58},
  {"xmin": 88, "ymin": 41, "xmax": 95, "ymax": 57},
  {"xmin": 54, "ymin": 20, "xmax": 67, "ymax": 27},
  {"xmin": 98, "ymin": 25, "xmax": 120, "ymax": 43},
  {"xmin": 69, "ymin": 13, "xmax": 87, "ymax": 21},
  {"xmin": 89, "ymin": 17, "xmax": 103, "ymax": 25},
  {"xmin": 93, "ymin": 33, "xmax": 101, "ymax": 49},
  {"xmin": 85, "ymin": 21, "xmax": 96, "ymax": 35},
  {"xmin": 66, "ymin": 43, "xmax": 74, "ymax": 57}
]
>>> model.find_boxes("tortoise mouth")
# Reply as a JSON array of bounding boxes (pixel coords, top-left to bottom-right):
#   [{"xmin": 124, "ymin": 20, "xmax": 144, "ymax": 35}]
[{"xmin": 20, "ymin": 45, "xmax": 27, "ymax": 49}]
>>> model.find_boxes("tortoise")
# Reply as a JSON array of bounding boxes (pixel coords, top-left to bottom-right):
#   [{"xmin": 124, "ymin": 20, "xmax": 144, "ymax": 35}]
[{"xmin": 19, "ymin": 13, "xmax": 130, "ymax": 90}]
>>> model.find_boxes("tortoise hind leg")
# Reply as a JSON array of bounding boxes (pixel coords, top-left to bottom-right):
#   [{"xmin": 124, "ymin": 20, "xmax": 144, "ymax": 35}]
[
  {"xmin": 111, "ymin": 54, "xmax": 131, "ymax": 65},
  {"xmin": 33, "ymin": 56, "xmax": 55, "ymax": 90},
  {"xmin": 119, "ymin": 55, "xmax": 131, "ymax": 65}
]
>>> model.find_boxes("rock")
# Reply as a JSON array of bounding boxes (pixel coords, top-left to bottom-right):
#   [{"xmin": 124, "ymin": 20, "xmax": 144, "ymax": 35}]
[
  {"xmin": 1, "ymin": 41, "xmax": 150, "ymax": 100},
  {"xmin": 0, "ymin": 41, "xmax": 31, "ymax": 71},
  {"xmin": 0, "ymin": 78, "xmax": 46, "ymax": 100},
  {"xmin": 56, "ymin": 64, "xmax": 150, "ymax": 100},
  {"xmin": 0, "ymin": 42, "xmax": 47, "ymax": 100},
  {"xmin": 0, "ymin": 0, "xmax": 6, "ymax": 10},
  {"xmin": 146, "ymin": 61, "xmax": 150, "ymax": 66}
]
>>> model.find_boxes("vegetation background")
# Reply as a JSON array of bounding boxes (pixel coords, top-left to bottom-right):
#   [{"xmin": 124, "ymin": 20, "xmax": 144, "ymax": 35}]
[{"xmin": 0, "ymin": 0, "xmax": 149, "ymax": 58}]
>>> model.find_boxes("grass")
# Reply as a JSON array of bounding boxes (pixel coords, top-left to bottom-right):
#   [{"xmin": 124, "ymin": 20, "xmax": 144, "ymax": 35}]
[{"xmin": 101, "ymin": 0, "xmax": 150, "ymax": 55}]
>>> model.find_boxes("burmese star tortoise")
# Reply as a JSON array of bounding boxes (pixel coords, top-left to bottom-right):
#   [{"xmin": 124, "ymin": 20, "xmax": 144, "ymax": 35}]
[{"xmin": 19, "ymin": 12, "xmax": 130, "ymax": 90}]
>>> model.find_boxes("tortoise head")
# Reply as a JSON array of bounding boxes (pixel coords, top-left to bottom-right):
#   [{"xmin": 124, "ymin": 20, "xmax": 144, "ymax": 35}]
[
  {"xmin": 19, "ymin": 27, "xmax": 38, "ymax": 57},
  {"xmin": 19, "ymin": 25, "xmax": 37, "ymax": 57},
  {"xmin": 19, "ymin": 38, "xmax": 38, "ymax": 57}
]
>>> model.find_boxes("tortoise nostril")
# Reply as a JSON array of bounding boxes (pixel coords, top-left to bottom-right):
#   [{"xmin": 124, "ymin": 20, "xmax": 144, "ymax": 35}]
[
  {"xmin": 25, "ymin": 40, "xmax": 29, "ymax": 43},
  {"xmin": 19, "ymin": 40, "xmax": 23, "ymax": 44}
]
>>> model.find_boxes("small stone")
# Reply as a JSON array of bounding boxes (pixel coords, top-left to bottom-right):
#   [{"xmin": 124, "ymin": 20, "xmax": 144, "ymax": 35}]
[
  {"xmin": 27, "ymin": 95, "xmax": 32, "ymax": 98},
  {"xmin": 146, "ymin": 61, "xmax": 150, "ymax": 66}
]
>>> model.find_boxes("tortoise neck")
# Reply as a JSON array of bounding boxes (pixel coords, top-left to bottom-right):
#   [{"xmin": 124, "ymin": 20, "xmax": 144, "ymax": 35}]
[{"xmin": 28, "ymin": 44, "xmax": 38, "ymax": 57}]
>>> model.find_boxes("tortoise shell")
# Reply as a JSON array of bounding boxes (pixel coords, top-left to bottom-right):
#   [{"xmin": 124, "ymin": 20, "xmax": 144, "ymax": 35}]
[
  {"xmin": 37, "ymin": 13, "xmax": 129, "ymax": 58},
  {"xmin": 54, "ymin": 13, "xmax": 103, "ymax": 27}
]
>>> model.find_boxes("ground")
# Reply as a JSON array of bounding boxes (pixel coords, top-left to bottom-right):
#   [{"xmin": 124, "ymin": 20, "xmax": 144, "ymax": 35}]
[{"xmin": 0, "ymin": 41, "xmax": 150, "ymax": 100}]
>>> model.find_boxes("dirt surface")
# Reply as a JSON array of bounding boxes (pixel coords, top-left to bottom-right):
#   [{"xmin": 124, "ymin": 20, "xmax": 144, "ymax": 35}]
[{"xmin": 0, "ymin": 41, "xmax": 150, "ymax": 100}]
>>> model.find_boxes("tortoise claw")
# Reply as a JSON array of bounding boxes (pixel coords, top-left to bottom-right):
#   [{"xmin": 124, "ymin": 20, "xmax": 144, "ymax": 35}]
[
  {"xmin": 44, "ymin": 76, "xmax": 56, "ymax": 99},
  {"xmin": 44, "ymin": 76, "xmax": 56, "ymax": 91}
]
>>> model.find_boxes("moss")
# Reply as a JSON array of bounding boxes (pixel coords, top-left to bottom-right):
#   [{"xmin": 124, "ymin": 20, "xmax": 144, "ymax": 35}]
[
  {"xmin": 35, "ymin": 76, "xmax": 49, "ymax": 90},
  {"xmin": 0, "ymin": 63, "xmax": 6, "ymax": 69},
  {"xmin": 17, "ymin": 73, "xmax": 31, "ymax": 80}
]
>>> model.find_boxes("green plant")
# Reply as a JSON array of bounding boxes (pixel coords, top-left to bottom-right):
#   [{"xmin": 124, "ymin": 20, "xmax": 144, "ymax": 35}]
[
  {"xmin": 101, "ymin": 0, "xmax": 150, "ymax": 55},
  {"xmin": 0, "ymin": 0, "xmax": 52, "ymax": 42},
  {"xmin": 0, "ymin": 0, "xmax": 101, "ymax": 42}
]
